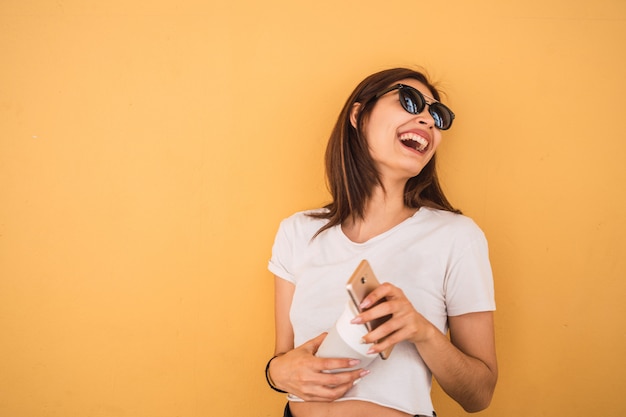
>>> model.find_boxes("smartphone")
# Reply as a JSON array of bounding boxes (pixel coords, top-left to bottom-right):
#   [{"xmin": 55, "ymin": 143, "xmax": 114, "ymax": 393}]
[{"xmin": 346, "ymin": 260, "xmax": 393, "ymax": 359}]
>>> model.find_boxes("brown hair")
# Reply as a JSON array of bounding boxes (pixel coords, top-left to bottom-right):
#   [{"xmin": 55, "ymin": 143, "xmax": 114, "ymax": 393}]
[{"xmin": 311, "ymin": 67, "xmax": 461, "ymax": 237}]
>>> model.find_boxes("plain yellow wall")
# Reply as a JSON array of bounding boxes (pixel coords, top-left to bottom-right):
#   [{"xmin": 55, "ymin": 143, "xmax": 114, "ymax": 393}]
[{"xmin": 1, "ymin": 1, "xmax": 625, "ymax": 416}]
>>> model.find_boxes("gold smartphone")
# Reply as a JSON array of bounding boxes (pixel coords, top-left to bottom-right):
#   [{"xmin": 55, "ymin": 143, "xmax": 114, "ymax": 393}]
[{"xmin": 346, "ymin": 260, "xmax": 393, "ymax": 359}]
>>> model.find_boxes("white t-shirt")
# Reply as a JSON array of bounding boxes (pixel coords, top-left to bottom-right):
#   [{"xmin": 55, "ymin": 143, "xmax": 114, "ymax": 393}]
[{"xmin": 268, "ymin": 207, "xmax": 495, "ymax": 416}]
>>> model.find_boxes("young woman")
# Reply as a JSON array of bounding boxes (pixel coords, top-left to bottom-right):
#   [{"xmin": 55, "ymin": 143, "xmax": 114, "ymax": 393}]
[{"xmin": 266, "ymin": 68, "xmax": 497, "ymax": 417}]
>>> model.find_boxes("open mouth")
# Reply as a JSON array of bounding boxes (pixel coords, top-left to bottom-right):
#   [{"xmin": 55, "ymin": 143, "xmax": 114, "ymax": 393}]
[{"xmin": 399, "ymin": 132, "xmax": 429, "ymax": 152}]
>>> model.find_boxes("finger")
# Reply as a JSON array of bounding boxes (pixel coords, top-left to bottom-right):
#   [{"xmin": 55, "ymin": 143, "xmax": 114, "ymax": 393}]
[
  {"xmin": 352, "ymin": 299, "xmax": 396, "ymax": 325},
  {"xmin": 358, "ymin": 303, "xmax": 419, "ymax": 348},
  {"xmin": 358, "ymin": 283, "xmax": 390, "ymax": 309},
  {"xmin": 322, "ymin": 380, "xmax": 361, "ymax": 399},
  {"xmin": 304, "ymin": 369, "xmax": 368, "ymax": 401},
  {"xmin": 300, "ymin": 384, "xmax": 352, "ymax": 402},
  {"xmin": 316, "ymin": 357, "xmax": 363, "ymax": 372},
  {"xmin": 359, "ymin": 282, "xmax": 400, "ymax": 309},
  {"xmin": 362, "ymin": 317, "xmax": 398, "ymax": 342},
  {"xmin": 366, "ymin": 330, "xmax": 401, "ymax": 354},
  {"xmin": 363, "ymin": 310, "xmax": 423, "ymax": 351}
]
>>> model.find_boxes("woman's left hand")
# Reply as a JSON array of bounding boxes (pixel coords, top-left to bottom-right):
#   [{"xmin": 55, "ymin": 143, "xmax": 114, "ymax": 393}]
[
  {"xmin": 352, "ymin": 283, "xmax": 498, "ymax": 412},
  {"xmin": 350, "ymin": 282, "xmax": 436, "ymax": 354}
]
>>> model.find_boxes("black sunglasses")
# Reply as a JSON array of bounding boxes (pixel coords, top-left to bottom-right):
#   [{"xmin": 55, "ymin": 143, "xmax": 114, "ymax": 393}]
[{"xmin": 375, "ymin": 84, "xmax": 455, "ymax": 130}]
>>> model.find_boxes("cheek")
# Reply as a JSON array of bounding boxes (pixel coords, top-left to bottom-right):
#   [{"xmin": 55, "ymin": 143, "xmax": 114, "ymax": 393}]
[
  {"xmin": 362, "ymin": 117, "xmax": 393, "ymax": 147},
  {"xmin": 366, "ymin": 116, "xmax": 405, "ymax": 145},
  {"xmin": 431, "ymin": 133, "xmax": 443, "ymax": 151}
]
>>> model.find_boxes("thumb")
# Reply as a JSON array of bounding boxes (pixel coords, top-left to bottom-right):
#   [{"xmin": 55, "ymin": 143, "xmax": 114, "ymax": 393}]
[{"xmin": 303, "ymin": 332, "xmax": 328, "ymax": 354}]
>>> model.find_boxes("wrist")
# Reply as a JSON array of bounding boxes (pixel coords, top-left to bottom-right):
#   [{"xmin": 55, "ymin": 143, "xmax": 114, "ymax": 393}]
[
  {"xmin": 265, "ymin": 355, "xmax": 287, "ymax": 393},
  {"xmin": 412, "ymin": 319, "xmax": 440, "ymax": 346}
]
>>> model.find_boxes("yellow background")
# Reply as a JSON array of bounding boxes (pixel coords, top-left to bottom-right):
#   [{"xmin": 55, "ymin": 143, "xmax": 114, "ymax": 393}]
[{"xmin": 1, "ymin": 1, "xmax": 625, "ymax": 416}]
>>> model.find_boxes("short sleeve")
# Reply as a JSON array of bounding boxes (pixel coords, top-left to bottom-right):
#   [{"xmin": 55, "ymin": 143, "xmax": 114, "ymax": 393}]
[
  {"xmin": 268, "ymin": 217, "xmax": 296, "ymax": 283},
  {"xmin": 444, "ymin": 228, "xmax": 496, "ymax": 316}
]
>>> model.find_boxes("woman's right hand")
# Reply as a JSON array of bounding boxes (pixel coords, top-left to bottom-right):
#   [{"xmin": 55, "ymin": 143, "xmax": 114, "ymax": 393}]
[{"xmin": 269, "ymin": 333, "xmax": 370, "ymax": 401}]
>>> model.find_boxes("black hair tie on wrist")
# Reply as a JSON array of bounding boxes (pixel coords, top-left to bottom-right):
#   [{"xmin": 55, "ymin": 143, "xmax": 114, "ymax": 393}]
[{"xmin": 265, "ymin": 355, "xmax": 288, "ymax": 393}]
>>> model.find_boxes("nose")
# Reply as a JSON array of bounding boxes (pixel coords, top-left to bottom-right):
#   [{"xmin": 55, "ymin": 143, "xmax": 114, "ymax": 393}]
[{"xmin": 414, "ymin": 105, "xmax": 436, "ymax": 129}]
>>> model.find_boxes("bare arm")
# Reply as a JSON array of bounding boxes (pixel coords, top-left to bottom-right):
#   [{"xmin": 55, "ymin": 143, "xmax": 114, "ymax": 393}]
[
  {"xmin": 356, "ymin": 284, "xmax": 498, "ymax": 412},
  {"xmin": 269, "ymin": 275, "xmax": 367, "ymax": 401},
  {"xmin": 274, "ymin": 276, "xmax": 295, "ymax": 355},
  {"xmin": 415, "ymin": 311, "xmax": 498, "ymax": 412}
]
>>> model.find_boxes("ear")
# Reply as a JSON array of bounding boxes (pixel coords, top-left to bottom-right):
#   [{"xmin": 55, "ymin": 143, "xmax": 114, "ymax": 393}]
[{"xmin": 349, "ymin": 103, "xmax": 361, "ymax": 129}]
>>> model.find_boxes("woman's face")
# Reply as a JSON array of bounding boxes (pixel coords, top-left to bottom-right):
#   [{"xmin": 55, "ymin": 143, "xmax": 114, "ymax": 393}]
[{"xmin": 356, "ymin": 78, "xmax": 443, "ymax": 183}]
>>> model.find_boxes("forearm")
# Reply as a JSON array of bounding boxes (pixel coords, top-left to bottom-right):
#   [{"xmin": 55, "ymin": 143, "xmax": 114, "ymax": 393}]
[
  {"xmin": 355, "ymin": 285, "xmax": 498, "ymax": 411},
  {"xmin": 415, "ymin": 322, "xmax": 497, "ymax": 412}
]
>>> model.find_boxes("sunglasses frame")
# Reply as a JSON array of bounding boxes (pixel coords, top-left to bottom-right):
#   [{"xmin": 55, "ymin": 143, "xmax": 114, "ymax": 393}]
[{"xmin": 375, "ymin": 84, "xmax": 455, "ymax": 130}]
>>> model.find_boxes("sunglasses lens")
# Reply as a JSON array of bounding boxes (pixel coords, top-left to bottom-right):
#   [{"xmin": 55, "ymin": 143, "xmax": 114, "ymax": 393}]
[
  {"xmin": 399, "ymin": 89, "xmax": 425, "ymax": 115},
  {"xmin": 430, "ymin": 103, "xmax": 455, "ymax": 130},
  {"xmin": 382, "ymin": 85, "xmax": 454, "ymax": 130}
]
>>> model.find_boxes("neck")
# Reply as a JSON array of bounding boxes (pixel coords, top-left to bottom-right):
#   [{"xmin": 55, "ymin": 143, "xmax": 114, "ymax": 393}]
[{"xmin": 342, "ymin": 184, "xmax": 416, "ymax": 243}]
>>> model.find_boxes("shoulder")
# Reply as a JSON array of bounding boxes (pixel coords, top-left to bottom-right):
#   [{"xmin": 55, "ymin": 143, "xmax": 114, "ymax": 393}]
[
  {"xmin": 279, "ymin": 208, "xmax": 329, "ymax": 226},
  {"xmin": 276, "ymin": 208, "xmax": 331, "ymax": 240},
  {"xmin": 416, "ymin": 207, "xmax": 487, "ymax": 246},
  {"xmin": 419, "ymin": 207, "xmax": 483, "ymax": 232}
]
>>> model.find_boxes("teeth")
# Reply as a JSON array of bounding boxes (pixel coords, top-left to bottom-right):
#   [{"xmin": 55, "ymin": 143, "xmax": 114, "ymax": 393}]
[{"xmin": 399, "ymin": 133, "xmax": 428, "ymax": 151}]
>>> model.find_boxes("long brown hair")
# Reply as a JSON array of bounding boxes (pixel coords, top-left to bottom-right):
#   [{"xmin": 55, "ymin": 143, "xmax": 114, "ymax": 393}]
[{"xmin": 311, "ymin": 68, "xmax": 461, "ymax": 237}]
